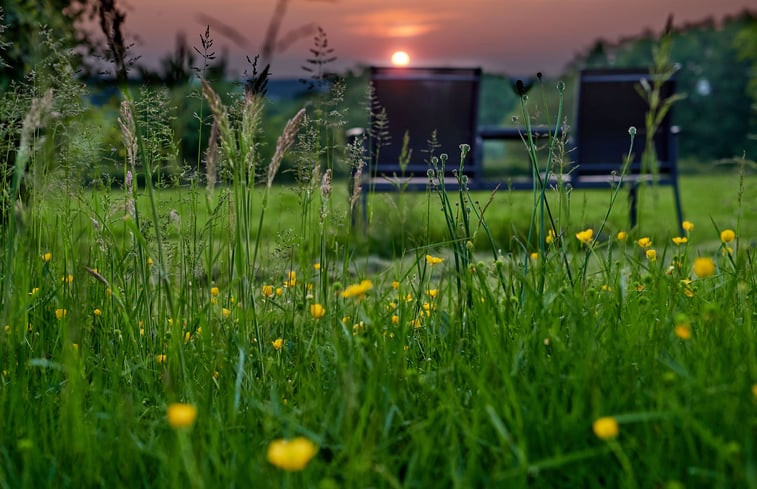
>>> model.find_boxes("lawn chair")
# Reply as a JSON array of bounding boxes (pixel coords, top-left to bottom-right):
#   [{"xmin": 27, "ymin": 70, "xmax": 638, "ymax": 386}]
[
  {"xmin": 364, "ymin": 67, "xmax": 483, "ymax": 190},
  {"xmin": 571, "ymin": 68, "xmax": 684, "ymax": 230}
]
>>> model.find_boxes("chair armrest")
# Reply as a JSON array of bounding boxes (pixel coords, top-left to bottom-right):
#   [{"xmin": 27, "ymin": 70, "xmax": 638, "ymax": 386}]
[{"xmin": 478, "ymin": 125, "xmax": 561, "ymax": 140}]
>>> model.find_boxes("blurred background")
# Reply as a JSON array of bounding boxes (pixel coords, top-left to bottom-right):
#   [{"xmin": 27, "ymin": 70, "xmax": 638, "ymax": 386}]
[{"xmin": 1, "ymin": 0, "xmax": 755, "ymax": 182}]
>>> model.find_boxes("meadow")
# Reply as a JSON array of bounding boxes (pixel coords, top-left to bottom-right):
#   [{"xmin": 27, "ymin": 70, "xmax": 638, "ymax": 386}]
[{"xmin": 1, "ymin": 38, "xmax": 756, "ymax": 489}]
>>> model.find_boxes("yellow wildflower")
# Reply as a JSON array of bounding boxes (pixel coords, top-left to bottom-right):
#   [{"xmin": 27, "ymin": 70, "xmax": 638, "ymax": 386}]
[
  {"xmin": 93, "ymin": 308, "xmax": 102, "ymax": 317},
  {"xmin": 156, "ymin": 354, "xmax": 167, "ymax": 364},
  {"xmin": 262, "ymin": 285, "xmax": 274, "ymax": 297},
  {"xmin": 391, "ymin": 281, "xmax": 400, "ymax": 289},
  {"xmin": 167, "ymin": 403, "xmax": 197, "ymax": 429},
  {"xmin": 530, "ymin": 252, "xmax": 539, "ymax": 260},
  {"xmin": 682, "ymin": 220, "xmax": 694, "ymax": 232},
  {"xmin": 671, "ymin": 236, "xmax": 688, "ymax": 245},
  {"xmin": 425, "ymin": 254, "xmax": 444, "ymax": 265},
  {"xmin": 575, "ymin": 228, "xmax": 594, "ymax": 244},
  {"xmin": 592, "ymin": 417, "xmax": 619, "ymax": 440},
  {"xmin": 275, "ymin": 287, "xmax": 283, "ymax": 296},
  {"xmin": 692, "ymin": 257, "xmax": 715, "ymax": 278},
  {"xmin": 616, "ymin": 231, "xmax": 628, "ymax": 241},
  {"xmin": 722, "ymin": 246, "xmax": 733, "ymax": 255},
  {"xmin": 410, "ymin": 318, "xmax": 422, "ymax": 328},
  {"xmin": 222, "ymin": 308, "xmax": 231, "ymax": 318},
  {"xmin": 341, "ymin": 279, "xmax": 373, "ymax": 300},
  {"xmin": 546, "ymin": 228, "xmax": 556, "ymax": 244},
  {"xmin": 391, "ymin": 315, "xmax": 399, "ymax": 325},
  {"xmin": 41, "ymin": 252, "xmax": 52, "ymax": 262},
  {"xmin": 720, "ymin": 229, "xmax": 735, "ymax": 243},
  {"xmin": 636, "ymin": 237, "xmax": 652, "ymax": 248},
  {"xmin": 674, "ymin": 324, "xmax": 691, "ymax": 340},
  {"xmin": 210, "ymin": 287, "xmax": 219, "ymax": 297},
  {"xmin": 55, "ymin": 309, "xmax": 67, "ymax": 320},
  {"xmin": 272, "ymin": 338, "xmax": 284, "ymax": 351},
  {"xmin": 29, "ymin": 287, "xmax": 40, "ymax": 295},
  {"xmin": 147, "ymin": 257, "xmax": 154, "ymax": 267},
  {"xmin": 284, "ymin": 271, "xmax": 297, "ymax": 287},
  {"xmin": 266, "ymin": 437, "xmax": 317, "ymax": 471},
  {"xmin": 646, "ymin": 249, "xmax": 657, "ymax": 261},
  {"xmin": 310, "ymin": 303, "xmax": 326, "ymax": 319},
  {"xmin": 426, "ymin": 289, "xmax": 438, "ymax": 298},
  {"xmin": 61, "ymin": 274, "xmax": 74, "ymax": 284},
  {"xmin": 184, "ymin": 331, "xmax": 191, "ymax": 343},
  {"xmin": 313, "ymin": 263, "xmax": 321, "ymax": 271},
  {"xmin": 404, "ymin": 293, "xmax": 413, "ymax": 303}
]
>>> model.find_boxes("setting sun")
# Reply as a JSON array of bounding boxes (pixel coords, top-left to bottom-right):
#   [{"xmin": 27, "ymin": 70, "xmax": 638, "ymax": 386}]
[{"xmin": 391, "ymin": 51, "xmax": 410, "ymax": 66}]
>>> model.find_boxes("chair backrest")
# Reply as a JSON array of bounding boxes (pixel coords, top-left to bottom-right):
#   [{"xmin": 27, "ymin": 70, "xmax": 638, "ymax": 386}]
[
  {"xmin": 369, "ymin": 67, "xmax": 482, "ymax": 180},
  {"xmin": 574, "ymin": 68, "xmax": 677, "ymax": 179}
]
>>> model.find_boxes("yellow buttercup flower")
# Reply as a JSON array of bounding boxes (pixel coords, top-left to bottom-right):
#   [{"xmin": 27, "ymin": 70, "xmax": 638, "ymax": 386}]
[
  {"xmin": 675, "ymin": 324, "xmax": 691, "ymax": 340},
  {"xmin": 575, "ymin": 228, "xmax": 594, "ymax": 245},
  {"xmin": 645, "ymin": 249, "xmax": 657, "ymax": 261},
  {"xmin": 682, "ymin": 220, "xmax": 694, "ymax": 232},
  {"xmin": 692, "ymin": 257, "xmax": 715, "ymax": 278},
  {"xmin": 222, "ymin": 308, "xmax": 231, "ymax": 318},
  {"xmin": 391, "ymin": 315, "xmax": 399, "ymax": 325},
  {"xmin": 313, "ymin": 263, "xmax": 321, "ymax": 271},
  {"xmin": 530, "ymin": 252, "xmax": 539, "ymax": 261},
  {"xmin": 167, "ymin": 403, "xmax": 197, "ymax": 429},
  {"xmin": 210, "ymin": 287, "xmax": 219, "ymax": 297},
  {"xmin": 636, "ymin": 237, "xmax": 652, "ymax": 248},
  {"xmin": 275, "ymin": 287, "xmax": 283, "ymax": 296},
  {"xmin": 426, "ymin": 289, "xmax": 438, "ymax": 298},
  {"xmin": 425, "ymin": 254, "xmax": 444, "ymax": 265},
  {"xmin": 284, "ymin": 271, "xmax": 297, "ymax": 287},
  {"xmin": 61, "ymin": 274, "xmax": 74, "ymax": 284},
  {"xmin": 55, "ymin": 309, "xmax": 67, "ymax": 320},
  {"xmin": 147, "ymin": 257, "xmax": 154, "ymax": 267},
  {"xmin": 671, "ymin": 236, "xmax": 688, "ymax": 245},
  {"xmin": 272, "ymin": 338, "xmax": 284, "ymax": 351},
  {"xmin": 592, "ymin": 417, "xmax": 619, "ymax": 440},
  {"xmin": 616, "ymin": 231, "xmax": 628, "ymax": 241},
  {"xmin": 41, "ymin": 252, "xmax": 52, "ymax": 262},
  {"xmin": 546, "ymin": 228, "xmax": 556, "ymax": 244},
  {"xmin": 267, "ymin": 437, "xmax": 317, "ymax": 471},
  {"xmin": 262, "ymin": 285, "xmax": 274, "ymax": 297},
  {"xmin": 720, "ymin": 229, "xmax": 735, "ymax": 243},
  {"xmin": 341, "ymin": 279, "xmax": 373, "ymax": 300},
  {"xmin": 310, "ymin": 303, "xmax": 325, "ymax": 319},
  {"xmin": 391, "ymin": 281, "xmax": 400, "ymax": 289},
  {"xmin": 156, "ymin": 354, "xmax": 167, "ymax": 364},
  {"xmin": 93, "ymin": 308, "xmax": 102, "ymax": 317}
]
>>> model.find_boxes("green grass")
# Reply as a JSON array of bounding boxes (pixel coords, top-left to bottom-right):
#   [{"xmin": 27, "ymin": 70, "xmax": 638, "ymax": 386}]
[{"xmin": 1, "ymin": 59, "xmax": 755, "ymax": 488}]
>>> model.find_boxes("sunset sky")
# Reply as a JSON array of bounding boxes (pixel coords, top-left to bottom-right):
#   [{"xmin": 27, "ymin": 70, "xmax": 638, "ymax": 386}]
[{"xmin": 121, "ymin": 0, "xmax": 754, "ymax": 77}]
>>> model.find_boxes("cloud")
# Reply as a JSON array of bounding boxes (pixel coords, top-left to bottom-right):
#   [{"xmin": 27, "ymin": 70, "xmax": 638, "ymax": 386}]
[{"xmin": 343, "ymin": 9, "xmax": 454, "ymax": 38}]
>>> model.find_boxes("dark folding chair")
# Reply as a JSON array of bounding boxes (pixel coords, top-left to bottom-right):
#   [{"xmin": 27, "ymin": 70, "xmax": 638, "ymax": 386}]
[
  {"xmin": 365, "ymin": 67, "xmax": 483, "ymax": 190},
  {"xmin": 572, "ymin": 68, "xmax": 684, "ymax": 229}
]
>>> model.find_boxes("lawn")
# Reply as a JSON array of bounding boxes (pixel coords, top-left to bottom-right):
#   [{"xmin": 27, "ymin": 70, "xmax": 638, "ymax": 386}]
[{"xmin": 0, "ymin": 76, "xmax": 755, "ymax": 488}]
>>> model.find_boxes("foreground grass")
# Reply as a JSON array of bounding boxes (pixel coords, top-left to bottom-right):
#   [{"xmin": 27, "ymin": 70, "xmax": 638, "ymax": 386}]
[{"xmin": 0, "ymin": 168, "xmax": 755, "ymax": 488}]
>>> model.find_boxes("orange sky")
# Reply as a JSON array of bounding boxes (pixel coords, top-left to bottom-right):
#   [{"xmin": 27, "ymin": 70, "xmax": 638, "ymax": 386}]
[{"xmin": 121, "ymin": 0, "xmax": 754, "ymax": 77}]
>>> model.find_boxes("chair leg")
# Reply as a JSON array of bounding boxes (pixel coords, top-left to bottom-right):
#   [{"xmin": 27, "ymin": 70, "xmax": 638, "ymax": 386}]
[
  {"xmin": 672, "ymin": 180, "xmax": 684, "ymax": 234},
  {"xmin": 629, "ymin": 182, "xmax": 639, "ymax": 230}
]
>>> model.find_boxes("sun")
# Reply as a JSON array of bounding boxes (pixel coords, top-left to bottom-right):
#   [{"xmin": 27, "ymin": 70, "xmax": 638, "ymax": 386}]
[{"xmin": 391, "ymin": 51, "xmax": 410, "ymax": 67}]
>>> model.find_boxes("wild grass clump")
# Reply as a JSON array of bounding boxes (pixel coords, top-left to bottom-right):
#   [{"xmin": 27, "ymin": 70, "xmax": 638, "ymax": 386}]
[{"xmin": 0, "ymin": 26, "xmax": 755, "ymax": 489}]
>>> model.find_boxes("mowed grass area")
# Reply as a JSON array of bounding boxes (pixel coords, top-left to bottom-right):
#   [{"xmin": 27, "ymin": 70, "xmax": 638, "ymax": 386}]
[
  {"xmin": 1, "ymin": 162, "xmax": 755, "ymax": 488},
  {"xmin": 110, "ymin": 172, "xmax": 756, "ymax": 258}
]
